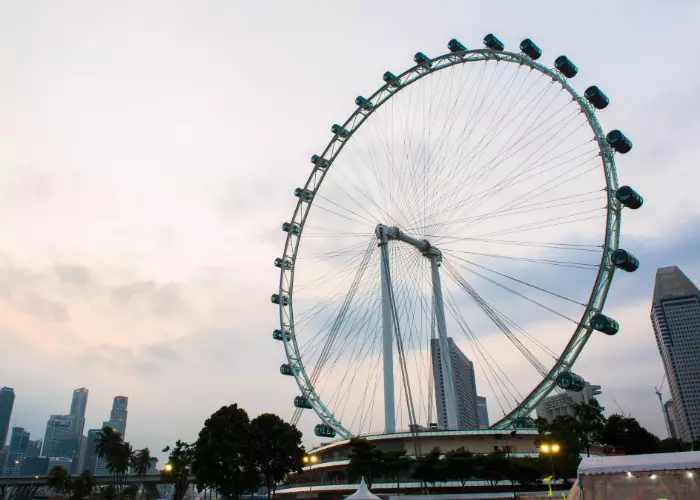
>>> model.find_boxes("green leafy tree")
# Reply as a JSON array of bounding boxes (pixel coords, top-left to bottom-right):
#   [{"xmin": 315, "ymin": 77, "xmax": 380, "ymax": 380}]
[
  {"xmin": 534, "ymin": 417, "xmax": 549, "ymax": 435},
  {"xmin": 192, "ymin": 404, "xmax": 253, "ymax": 500},
  {"xmin": 47, "ymin": 466, "xmax": 71, "ymax": 500},
  {"xmin": 601, "ymin": 414, "xmax": 660, "ymax": 455},
  {"xmin": 95, "ymin": 427, "xmax": 122, "ymax": 463},
  {"xmin": 572, "ymin": 399, "xmax": 606, "ymax": 457},
  {"xmin": 108, "ymin": 442, "xmax": 133, "ymax": 494},
  {"xmin": 131, "ymin": 448, "xmax": 152, "ymax": 476},
  {"xmin": 476, "ymin": 452, "xmax": 507, "ymax": 486},
  {"xmin": 162, "ymin": 440, "xmax": 195, "ymax": 500},
  {"xmin": 412, "ymin": 448, "xmax": 447, "ymax": 491},
  {"xmin": 250, "ymin": 413, "xmax": 305, "ymax": 500},
  {"xmin": 71, "ymin": 470, "xmax": 95, "ymax": 500},
  {"xmin": 120, "ymin": 483, "xmax": 139, "ymax": 500},
  {"xmin": 382, "ymin": 449, "xmax": 410, "ymax": 491},
  {"xmin": 539, "ymin": 415, "xmax": 583, "ymax": 458},
  {"xmin": 507, "ymin": 457, "xmax": 543, "ymax": 487},
  {"xmin": 347, "ymin": 438, "xmax": 385, "ymax": 489},
  {"xmin": 443, "ymin": 447, "xmax": 475, "ymax": 490},
  {"xmin": 100, "ymin": 485, "xmax": 117, "ymax": 500}
]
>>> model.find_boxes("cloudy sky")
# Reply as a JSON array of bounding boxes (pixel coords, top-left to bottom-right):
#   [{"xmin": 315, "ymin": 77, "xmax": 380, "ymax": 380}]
[{"xmin": 1, "ymin": 1, "xmax": 699, "ymax": 460}]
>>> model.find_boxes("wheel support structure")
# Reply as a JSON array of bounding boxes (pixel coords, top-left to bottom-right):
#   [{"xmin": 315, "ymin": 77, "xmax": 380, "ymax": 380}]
[{"xmin": 376, "ymin": 224, "xmax": 458, "ymax": 432}]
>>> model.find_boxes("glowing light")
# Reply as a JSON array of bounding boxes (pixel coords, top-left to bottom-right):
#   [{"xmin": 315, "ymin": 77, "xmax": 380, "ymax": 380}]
[
  {"xmin": 164, "ymin": 464, "xmax": 173, "ymax": 472},
  {"xmin": 540, "ymin": 444, "xmax": 550, "ymax": 453},
  {"xmin": 551, "ymin": 444, "xmax": 561, "ymax": 453},
  {"xmin": 303, "ymin": 457, "xmax": 309, "ymax": 464},
  {"xmin": 688, "ymin": 472, "xmax": 694, "ymax": 478},
  {"xmin": 627, "ymin": 472, "xmax": 633, "ymax": 477},
  {"xmin": 650, "ymin": 474, "xmax": 657, "ymax": 479},
  {"xmin": 310, "ymin": 455, "xmax": 318, "ymax": 463}
]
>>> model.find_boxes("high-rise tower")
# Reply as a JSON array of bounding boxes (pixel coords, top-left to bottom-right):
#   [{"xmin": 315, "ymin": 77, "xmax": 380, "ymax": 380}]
[
  {"xmin": 109, "ymin": 396, "xmax": 128, "ymax": 437},
  {"xmin": 69, "ymin": 388, "xmax": 89, "ymax": 438},
  {"xmin": 431, "ymin": 337, "xmax": 479, "ymax": 429},
  {"xmin": 0, "ymin": 387, "xmax": 15, "ymax": 449},
  {"xmin": 42, "ymin": 415, "xmax": 75, "ymax": 457},
  {"xmin": 651, "ymin": 266, "xmax": 700, "ymax": 443},
  {"xmin": 4, "ymin": 427, "xmax": 30, "ymax": 476}
]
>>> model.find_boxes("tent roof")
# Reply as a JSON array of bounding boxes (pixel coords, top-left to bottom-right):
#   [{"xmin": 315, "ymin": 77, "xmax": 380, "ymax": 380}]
[
  {"xmin": 345, "ymin": 478, "xmax": 381, "ymax": 500},
  {"xmin": 579, "ymin": 452, "xmax": 700, "ymax": 475}
]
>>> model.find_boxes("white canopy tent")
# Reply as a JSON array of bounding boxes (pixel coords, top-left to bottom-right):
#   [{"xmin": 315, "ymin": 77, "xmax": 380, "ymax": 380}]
[
  {"xmin": 345, "ymin": 478, "xmax": 382, "ymax": 500},
  {"xmin": 577, "ymin": 452, "xmax": 700, "ymax": 499}
]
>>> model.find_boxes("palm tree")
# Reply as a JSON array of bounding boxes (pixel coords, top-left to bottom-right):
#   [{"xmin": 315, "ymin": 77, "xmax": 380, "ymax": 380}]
[
  {"xmin": 47, "ymin": 465, "xmax": 71, "ymax": 499},
  {"xmin": 71, "ymin": 470, "xmax": 95, "ymax": 500},
  {"xmin": 131, "ymin": 448, "xmax": 152, "ymax": 476},
  {"xmin": 95, "ymin": 426, "xmax": 123, "ymax": 467},
  {"xmin": 107, "ymin": 441, "xmax": 133, "ymax": 495}
]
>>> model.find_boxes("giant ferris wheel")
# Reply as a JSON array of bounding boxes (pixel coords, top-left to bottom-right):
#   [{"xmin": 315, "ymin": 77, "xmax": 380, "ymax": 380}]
[{"xmin": 272, "ymin": 34, "xmax": 643, "ymax": 439}]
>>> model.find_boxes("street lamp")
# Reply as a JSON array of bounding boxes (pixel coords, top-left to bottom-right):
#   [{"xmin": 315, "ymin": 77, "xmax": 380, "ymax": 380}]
[
  {"xmin": 540, "ymin": 443, "xmax": 560, "ymax": 478},
  {"xmin": 163, "ymin": 463, "xmax": 173, "ymax": 500}
]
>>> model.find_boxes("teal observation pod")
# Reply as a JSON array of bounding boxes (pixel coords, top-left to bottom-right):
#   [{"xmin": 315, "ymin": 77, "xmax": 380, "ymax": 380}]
[
  {"xmin": 616, "ymin": 186, "xmax": 643, "ymax": 209},
  {"xmin": 556, "ymin": 371, "xmax": 586, "ymax": 392},
  {"xmin": 272, "ymin": 329, "xmax": 291, "ymax": 341},
  {"xmin": 606, "ymin": 130, "xmax": 633, "ymax": 154},
  {"xmin": 282, "ymin": 222, "xmax": 301, "ymax": 234},
  {"xmin": 611, "ymin": 249, "xmax": 639, "ymax": 272},
  {"xmin": 520, "ymin": 38, "xmax": 542, "ymax": 60},
  {"xmin": 584, "ymin": 86, "xmax": 610, "ymax": 110},
  {"xmin": 414, "ymin": 52, "xmax": 432, "ymax": 68},
  {"xmin": 555, "ymin": 56, "xmax": 578, "ymax": 78},
  {"xmin": 590, "ymin": 313, "xmax": 619, "ymax": 335},
  {"xmin": 331, "ymin": 124, "xmax": 350, "ymax": 138},
  {"xmin": 311, "ymin": 154, "xmax": 330, "ymax": 169},
  {"xmin": 355, "ymin": 96, "xmax": 374, "ymax": 110},
  {"xmin": 271, "ymin": 294, "xmax": 289, "ymax": 306},
  {"xmin": 274, "ymin": 257, "xmax": 292, "ymax": 270},
  {"xmin": 280, "ymin": 364, "xmax": 296, "ymax": 376},
  {"xmin": 294, "ymin": 187, "xmax": 314, "ymax": 202},
  {"xmin": 484, "ymin": 34, "xmax": 504, "ymax": 51},
  {"xmin": 383, "ymin": 71, "xmax": 402, "ymax": 87},
  {"xmin": 294, "ymin": 396, "xmax": 312, "ymax": 409},
  {"xmin": 314, "ymin": 424, "xmax": 337, "ymax": 438},
  {"xmin": 448, "ymin": 39, "xmax": 467, "ymax": 53}
]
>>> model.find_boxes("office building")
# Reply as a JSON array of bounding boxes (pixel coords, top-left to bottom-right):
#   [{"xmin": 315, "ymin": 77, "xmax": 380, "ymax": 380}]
[
  {"xmin": 82, "ymin": 429, "xmax": 101, "ymax": 473},
  {"xmin": 70, "ymin": 388, "xmax": 89, "ymax": 438},
  {"xmin": 0, "ymin": 387, "xmax": 15, "ymax": 449},
  {"xmin": 476, "ymin": 396, "xmax": 489, "ymax": 427},
  {"xmin": 665, "ymin": 400, "xmax": 678, "ymax": 440},
  {"xmin": 21, "ymin": 456, "xmax": 49, "ymax": 476},
  {"xmin": 56, "ymin": 436, "xmax": 81, "ymax": 473},
  {"xmin": 109, "ymin": 396, "xmax": 128, "ymax": 437},
  {"xmin": 4, "ymin": 427, "xmax": 30, "ymax": 476},
  {"xmin": 651, "ymin": 266, "xmax": 700, "ymax": 443},
  {"xmin": 431, "ymin": 337, "xmax": 479, "ymax": 429},
  {"xmin": 47, "ymin": 456, "xmax": 72, "ymax": 472},
  {"xmin": 42, "ymin": 415, "xmax": 75, "ymax": 458},
  {"xmin": 535, "ymin": 382, "xmax": 602, "ymax": 422}
]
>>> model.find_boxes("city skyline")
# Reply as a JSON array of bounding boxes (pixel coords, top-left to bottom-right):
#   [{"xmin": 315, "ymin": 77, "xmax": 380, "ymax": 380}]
[{"xmin": 1, "ymin": 1, "xmax": 700, "ymax": 452}]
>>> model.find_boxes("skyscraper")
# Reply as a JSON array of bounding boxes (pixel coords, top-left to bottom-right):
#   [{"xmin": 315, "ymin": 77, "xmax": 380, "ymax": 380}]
[
  {"xmin": 651, "ymin": 266, "xmax": 700, "ymax": 443},
  {"xmin": 82, "ymin": 429, "xmax": 101, "ymax": 473},
  {"xmin": 0, "ymin": 387, "xmax": 15, "ymax": 449},
  {"xmin": 70, "ymin": 388, "xmax": 89, "ymax": 438},
  {"xmin": 109, "ymin": 396, "xmax": 128, "ymax": 437},
  {"xmin": 4, "ymin": 427, "xmax": 30, "ymax": 476},
  {"xmin": 42, "ymin": 415, "xmax": 75, "ymax": 457},
  {"xmin": 476, "ymin": 396, "xmax": 489, "ymax": 427},
  {"xmin": 535, "ymin": 382, "xmax": 602, "ymax": 422},
  {"xmin": 664, "ymin": 400, "xmax": 678, "ymax": 440},
  {"xmin": 431, "ymin": 337, "xmax": 479, "ymax": 429}
]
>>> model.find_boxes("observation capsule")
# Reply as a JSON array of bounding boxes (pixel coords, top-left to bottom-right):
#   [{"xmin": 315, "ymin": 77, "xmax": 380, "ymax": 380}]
[
  {"xmin": 584, "ymin": 86, "xmax": 610, "ymax": 110},
  {"xmin": 294, "ymin": 396, "xmax": 313, "ymax": 409},
  {"xmin": 272, "ymin": 329, "xmax": 291, "ymax": 341},
  {"xmin": 271, "ymin": 294, "xmax": 289, "ymax": 306},
  {"xmin": 383, "ymin": 71, "xmax": 402, "ymax": 87},
  {"xmin": 590, "ymin": 313, "xmax": 619, "ymax": 336},
  {"xmin": 274, "ymin": 257, "xmax": 292, "ymax": 270},
  {"xmin": 331, "ymin": 124, "xmax": 350, "ymax": 138},
  {"xmin": 484, "ymin": 34, "xmax": 505, "ymax": 51},
  {"xmin": 294, "ymin": 187, "xmax": 314, "ymax": 202},
  {"xmin": 611, "ymin": 249, "xmax": 639, "ymax": 272},
  {"xmin": 282, "ymin": 222, "xmax": 301, "ymax": 234},
  {"xmin": 520, "ymin": 38, "xmax": 542, "ymax": 60},
  {"xmin": 280, "ymin": 364, "xmax": 295, "ymax": 376},
  {"xmin": 311, "ymin": 154, "xmax": 330, "ymax": 169},
  {"xmin": 414, "ymin": 52, "xmax": 432, "ymax": 68},
  {"xmin": 355, "ymin": 96, "xmax": 374, "ymax": 110},
  {"xmin": 616, "ymin": 186, "xmax": 644, "ymax": 209},
  {"xmin": 556, "ymin": 371, "xmax": 586, "ymax": 392},
  {"xmin": 448, "ymin": 39, "xmax": 467, "ymax": 53},
  {"xmin": 606, "ymin": 130, "xmax": 633, "ymax": 154},
  {"xmin": 555, "ymin": 56, "xmax": 578, "ymax": 78},
  {"xmin": 314, "ymin": 424, "xmax": 337, "ymax": 438}
]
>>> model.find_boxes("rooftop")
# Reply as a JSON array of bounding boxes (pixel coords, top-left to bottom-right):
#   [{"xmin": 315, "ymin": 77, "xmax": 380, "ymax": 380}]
[{"xmin": 652, "ymin": 266, "xmax": 700, "ymax": 305}]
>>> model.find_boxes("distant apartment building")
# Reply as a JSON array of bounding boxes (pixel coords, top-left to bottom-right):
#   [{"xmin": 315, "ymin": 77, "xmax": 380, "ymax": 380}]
[
  {"xmin": 535, "ymin": 382, "xmax": 602, "ymax": 422},
  {"xmin": 42, "ymin": 415, "xmax": 75, "ymax": 457},
  {"xmin": 651, "ymin": 266, "xmax": 700, "ymax": 442},
  {"xmin": 431, "ymin": 337, "xmax": 479, "ymax": 429}
]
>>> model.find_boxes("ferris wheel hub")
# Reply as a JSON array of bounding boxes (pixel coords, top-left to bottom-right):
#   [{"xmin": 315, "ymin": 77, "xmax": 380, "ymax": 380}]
[{"xmin": 375, "ymin": 224, "xmax": 442, "ymax": 262}]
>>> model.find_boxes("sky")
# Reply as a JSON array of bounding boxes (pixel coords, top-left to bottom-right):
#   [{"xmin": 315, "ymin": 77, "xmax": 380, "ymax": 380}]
[{"xmin": 1, "ymin": 1, "xmax": 700, "ymax": 461}]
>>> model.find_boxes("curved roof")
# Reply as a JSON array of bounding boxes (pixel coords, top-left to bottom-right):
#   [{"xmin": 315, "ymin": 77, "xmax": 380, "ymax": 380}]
[{"xmin": 579, "ymin": 451, "xmax": 700, "ymax": 475}]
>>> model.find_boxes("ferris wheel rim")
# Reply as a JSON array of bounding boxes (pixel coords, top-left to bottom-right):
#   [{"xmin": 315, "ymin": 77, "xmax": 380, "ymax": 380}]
[{"xmin": 277, "ymin": 47, "xmax": 621, "ymax": 437}]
